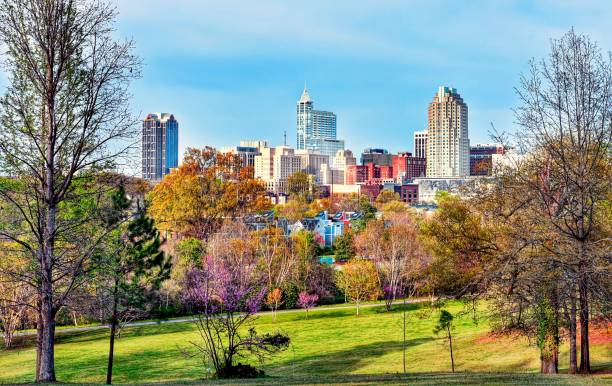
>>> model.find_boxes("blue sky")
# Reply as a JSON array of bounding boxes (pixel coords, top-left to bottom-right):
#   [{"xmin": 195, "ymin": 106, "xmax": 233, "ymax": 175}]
[{"xmin": 114, "ymin": 0, "xmax": 611, "ymax": 160}]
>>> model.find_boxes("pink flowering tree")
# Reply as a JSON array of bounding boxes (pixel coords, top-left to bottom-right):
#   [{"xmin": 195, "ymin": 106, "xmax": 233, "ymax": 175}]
[
  {"xmin": 184, "ymin": 256, "xmax": 290, "ymax": 378},
  {"xmin": 297, "ymin": 292, "xmax": 319, "ymax": 318}
]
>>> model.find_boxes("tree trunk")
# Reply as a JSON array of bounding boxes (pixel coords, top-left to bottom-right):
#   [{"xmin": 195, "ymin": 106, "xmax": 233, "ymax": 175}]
[
  {"xmin": 107, "ymin": 282, "xmax": 119, "ymax": 385},
  {"xmin": 38, "ymin": 279, "xmax": 56, "ymax": 382},
  {"xmin": 579, "ymin": 278, "xmax": 590, "ymax": 373},
  {"xmin": 569, "ymin": 295, "xmax": 577, "ymax": 374},
  {"xmin": 540, "ymin": 347, "xmax": 559, "ymax": 374},
  {"xmin": 402, "ymin": 297, "xmax": 406, "ymax": 374},
  {"xmin": 35, "ymin": 299, "xmax": 42, "ymax": 382},
  {"xmin": 356, "ymin": 300, "xmax": 360, "ymax": 316},
  {"xmin": 447, "ymin": 326, "xmax": 454, "ymax": 373}
]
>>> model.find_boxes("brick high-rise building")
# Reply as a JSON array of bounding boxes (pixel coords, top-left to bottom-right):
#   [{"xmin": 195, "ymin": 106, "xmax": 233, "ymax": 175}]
[
  {"xmin": 141, "ymin": 113, "xmax": 178, "ymax": 181},
  {"xmin": 426, "ymin": 87, "xmax": 469, "ymax": 177},
  {"xmin": 345, "ymin": 165, "xmax": 369, "ymax": 185}
]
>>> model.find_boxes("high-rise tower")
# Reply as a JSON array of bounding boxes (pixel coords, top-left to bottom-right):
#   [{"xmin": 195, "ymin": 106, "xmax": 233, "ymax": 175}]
[
  {"xmin": 141, "ymin": 112, "xmax": 179, "ymax": 181},
  {"xmin": 296, "ymin": 86, "xmax": 340, "ymax": 158},
  {"xmin": 413, "ymin": 130, "xmax": 428, "ymax": 160},
  {"xmin": 426, "ymin": 87, "xmax": 469, "ymax": 177}
]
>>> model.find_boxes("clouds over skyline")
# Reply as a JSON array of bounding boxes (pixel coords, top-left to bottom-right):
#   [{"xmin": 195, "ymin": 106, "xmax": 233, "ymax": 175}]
[{"xmin": 113, "ymin": 0, "xmax": 612, "ymax": 158}]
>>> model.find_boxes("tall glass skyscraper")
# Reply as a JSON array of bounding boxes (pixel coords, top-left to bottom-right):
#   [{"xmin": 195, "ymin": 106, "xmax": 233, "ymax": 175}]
[
  {"xmin": 142, "ymin": 112, "xmax": 179, "ymax": 181},
  {"xmin": 296, "ymin": 86, "xmax": 340, "ymax": 158}
]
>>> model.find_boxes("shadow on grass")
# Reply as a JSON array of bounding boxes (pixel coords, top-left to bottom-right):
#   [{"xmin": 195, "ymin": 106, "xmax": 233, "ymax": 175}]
[{"xmin": 268, "ymin": 338, "xmax": 434, "ymax": 376}]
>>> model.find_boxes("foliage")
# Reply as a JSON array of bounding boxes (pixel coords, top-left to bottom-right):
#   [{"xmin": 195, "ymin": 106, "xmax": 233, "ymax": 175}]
[
  {"xmin": 333, "ymin": 231, "xmax": 355, "ymax": 261},
  {"xmin": 433, "ymin": 310, "xmax": 456, "ymax": 373},
  {"xmin": 419, "ymin": 194, "xmax": 496, "ymax": 297},
  {"xmin": 286, "ymin": 172, "xmax": 312, "ymax": 200},
  {"xmin": 355, "ymin": 214, "xmax": 428, "ymax": 310},
  {"xmin": 96, "ymin": 186, "xmax": 172, "ymax": 384},
  {"xmin": 266, "ymin": 288, "xmax": 283, "ymax": 320},
  {"xmin": 148, "ymin": 148, "xmax": 271, "ymax": 238},
  {"xmin": 335, "ymin": 259, "xmax": 381, "ymax": 315},
  {"xmin": 0, "ymin": 0, "xmax": 142, "ymax": 380},
  {"xmin": 380, "ymin": 200, "xmax": 410, "ymax": 214},
  {"xmin": 276, "ymin": 197, "xmax": 310, "ymax": 223},
  {"xmin": 375, "ymin": 190, "xmax": 400, "ymax": 205},
  {"xmin": 281, "ymin": 282, "xmax": 300, "ymax": 310},
  {"xmin": 297, "ymin": 292, "xmax": 319, "ymax": 318},
  {"xmin": 184, "ymin": 255, "xmax": 289, "ymax": 378}
]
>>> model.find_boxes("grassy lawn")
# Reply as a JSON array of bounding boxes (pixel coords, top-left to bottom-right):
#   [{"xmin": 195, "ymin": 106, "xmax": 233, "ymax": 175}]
[{"xmin": 1, "ymin": 301, "xmax": 610, "ymax": 385}]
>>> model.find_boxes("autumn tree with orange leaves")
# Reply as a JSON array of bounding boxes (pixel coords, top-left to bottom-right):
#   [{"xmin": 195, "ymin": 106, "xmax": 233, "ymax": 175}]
[{"xmin": 148, "ymin": 147, "xmax": 271, "ymax": 239}]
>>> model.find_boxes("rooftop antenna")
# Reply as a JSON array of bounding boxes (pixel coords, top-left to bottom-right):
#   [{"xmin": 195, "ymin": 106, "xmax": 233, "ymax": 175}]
[{"xmin": 284, "ymin": 130, "xmax": 287, "ymax": 146}]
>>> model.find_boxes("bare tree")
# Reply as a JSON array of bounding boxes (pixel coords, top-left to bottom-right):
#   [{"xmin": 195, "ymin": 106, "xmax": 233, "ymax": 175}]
[
  {"xmin": 0, "ymin": 0, "xmax": 140, "ymax": 381},
  {"xmin": 513, "ymin": 29, "xmax": 612, "ymax": 373},
  {"xmin": 0, "ymin": 278, "xmax": 32, "ymax": 349}
]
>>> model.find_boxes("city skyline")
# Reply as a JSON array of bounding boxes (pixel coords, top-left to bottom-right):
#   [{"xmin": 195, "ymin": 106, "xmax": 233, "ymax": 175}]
[{"xmin": 111, "ymin": 1, "xmax": 612, "ymax": 162}]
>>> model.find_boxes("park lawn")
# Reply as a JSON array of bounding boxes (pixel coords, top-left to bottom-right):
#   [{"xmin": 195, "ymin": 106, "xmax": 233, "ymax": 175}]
[{"xmin": 0, "ymin": 301, "xmax": 610, "ymax": 385}]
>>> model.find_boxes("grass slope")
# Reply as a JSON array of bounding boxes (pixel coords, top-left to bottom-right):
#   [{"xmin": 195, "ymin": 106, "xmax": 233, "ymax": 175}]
[{"xmin": 0, "ymin": 301, "xmax": 610, "ymax": 385}]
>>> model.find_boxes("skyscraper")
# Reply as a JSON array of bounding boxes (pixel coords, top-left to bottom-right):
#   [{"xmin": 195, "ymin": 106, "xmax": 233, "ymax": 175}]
[
  {"xmin": 426, "ymin": 87, "xmax": 469, "ymax": 178},
  {"xmin": 413, "ymin": 130, "xmax": 428, "ymax": 160},
  {"xmin": 141, "ymin": 113, "xmax": 179, "ymax": 181},
  {"xmin": 296, "ymin": 86, "xmax": 340, "ymax": 158}
]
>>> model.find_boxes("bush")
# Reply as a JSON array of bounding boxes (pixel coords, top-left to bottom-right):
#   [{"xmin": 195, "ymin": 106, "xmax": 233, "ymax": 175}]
[
  {"xmin": 216, "ymin": 363, "xmax": 265, "ymax": 379},
  {"xmin": 282, "ymin": 282, "xmax": 299, "ymax": 309}
]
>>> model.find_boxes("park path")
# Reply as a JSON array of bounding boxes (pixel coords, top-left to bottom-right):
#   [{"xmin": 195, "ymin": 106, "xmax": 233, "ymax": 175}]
[{"xmin": 15, "ymin": 298, "xmax": 425, "ymax": 337}]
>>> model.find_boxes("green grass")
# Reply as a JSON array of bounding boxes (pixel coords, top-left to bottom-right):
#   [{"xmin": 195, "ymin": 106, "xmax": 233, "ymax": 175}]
[{"xmin": 1, "ymin": 301, "xmax": 610, "ymax": 385}]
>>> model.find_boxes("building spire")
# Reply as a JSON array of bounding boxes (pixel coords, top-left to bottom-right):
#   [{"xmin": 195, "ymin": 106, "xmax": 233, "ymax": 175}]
[{"xmin": 299, "ymin": 82, "xmax": 311, "ymax": 103}]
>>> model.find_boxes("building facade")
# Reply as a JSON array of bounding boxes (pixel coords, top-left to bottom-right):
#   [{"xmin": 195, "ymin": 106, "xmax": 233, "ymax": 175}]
[
  {"xmin": 413, "ymin": 130, "xmax": 428, "ymax": 160},
  {"xmin": 345, "ymin": 165, "xmax": 369, "ymax": 185},
  {"xmin": 469, "ymin": 143, "xmax": 505, "ymax": 176},
  {"xmin": 240, "ymin": 140, "xmax": 268, "ymax": 151},
  {"xmin": 392, "ymin": 152, "xmax": 426, "ymax": 183},
  {"xmin": 426, "ymin": 87, "xmax": 469, "ymax": 178},
  {"xmin": 220, "ymin": 145, "xmax": 261, "ymax": 170},
  {"xmin": 296, "ymin": 149, "xmax": 330, "ymax": 178},
  {"xmin": 142, "ymin": 112, "xmax": 178, "ymax": 181},
  {"xmin": 360, "ymin": 148, "xmax": 393, "ymax": 166},
  {"xmin": 255, "ymin": 146, "xmax": 303, "ymax": 194},
  {"xmin": 333, "ymin": 149, "xmax": 357, "ymax": 170}
]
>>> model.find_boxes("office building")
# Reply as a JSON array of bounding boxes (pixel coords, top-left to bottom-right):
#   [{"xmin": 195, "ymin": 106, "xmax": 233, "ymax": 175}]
[
  {"xmin": 318, "ymin": 163, "xmax": 344, "ymax": 185},
  {"xmin": 333, "ymin": 149, "xmax": 357, "ymax": 170},
  {"xmin": 273, "ymin": 146, "xmax": 302, "ymax": 181},
  {"xmin": 255, "ymin": 146, "xmax": 303, "ymax": 194},
  {"xmin": 392, "ymin": 152, "xmax": 426, "ymax": 183},
  {"xmin": 316, "ymin": 138, "xmax": 345, "ymax": 160},
  {"xmin": 414, "ymin": 130, "xmax": 428, "ymax": 160},
  {"xmin": 360, "ymin": 148, "xmax": 392, "ymax": 166},
  {"xmin": 240, "ymin": 140, "xmax": 268, "ymax": 151},
  {"xmin": 296, "ymin": 149, "xmax": 330, "ymax": 178},
  {"xmin": 141, "ymin": 112, "xmax": 178, "ymax": 181},
  {"xmin": 254, "ymin": 147, "xmax": 276, "ymax": 181},
  {"xmin": 220, "ymin": 145, "xmax": 261, "ymax": 170},
  {"xmin": 296, "ymin": 86, "xmax": 343, "ymax": 158},
  {"xmin": 469, "ymin": 143, "xmax": 505, "ymax": 176},
  {"xmin": 426, "ymin": 86, "xmax": 469, "ymax": 177}
]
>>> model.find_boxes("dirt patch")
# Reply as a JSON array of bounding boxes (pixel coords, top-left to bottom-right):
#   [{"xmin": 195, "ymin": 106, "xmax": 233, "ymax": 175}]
[
  {"xmin": 475, "ymin": 330, "xmax": 524, "ymax": 344},
  {"xmin": 586, "ymin": 320, "xmax": 611, "ymax": 345},
  {"xmin": 475, "ymin": 321, "xmax": 611, "ymax": 345}
]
